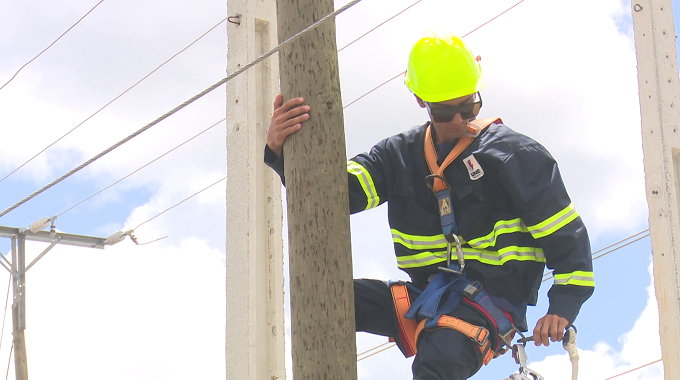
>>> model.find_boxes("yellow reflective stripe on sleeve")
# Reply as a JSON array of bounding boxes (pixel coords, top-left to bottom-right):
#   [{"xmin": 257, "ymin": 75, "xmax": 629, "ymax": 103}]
[
  {"xmin": 396, "ymin": 246, "xmax": 545, "ymax": 269},
  {"xmin": 466, "ymin": 218, "xmax": 529, "ymax": 249},
  {"xmin": 347, "ymin": 160, "xmax": 380, "ymax": 210},
  {"xmin": 554, "ymin": 271, "xmax": 595, "ymax": 287},
  {"xmin": 527, "ymin": 203, "xmax": 579, "ymax": 239},
  {"xmin": 391, "ymin": 229, "xmax": 448, "ymax": 250}
]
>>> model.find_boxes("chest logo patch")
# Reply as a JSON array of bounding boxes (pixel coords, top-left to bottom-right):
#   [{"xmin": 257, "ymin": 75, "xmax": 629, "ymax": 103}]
[{"xmin": 464, "ymin": 154, "xmax": 484, "ymax": 181}]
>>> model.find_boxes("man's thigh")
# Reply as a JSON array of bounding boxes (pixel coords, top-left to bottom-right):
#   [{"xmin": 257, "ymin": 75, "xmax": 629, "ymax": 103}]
[
  {"xmin": 412, "ymin": 328, "xmax": 480, "ymax": 380},
  {"xmin": 354, "ymin": 278, "xmax": 398, "ymax": 338}
]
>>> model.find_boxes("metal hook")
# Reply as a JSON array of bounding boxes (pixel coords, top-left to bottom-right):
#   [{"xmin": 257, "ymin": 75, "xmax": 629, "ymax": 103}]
[
  {"xmin": 634, "ymin": 4, "xmax": 643, "ymax": 12},
  {"xmin": 228, "ymin": 14, "xmax": 242, "ymax": 25}
]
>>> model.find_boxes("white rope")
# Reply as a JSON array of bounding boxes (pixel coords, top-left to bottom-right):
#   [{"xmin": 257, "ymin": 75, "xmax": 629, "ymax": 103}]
[
  {"xmin": 0, "ymin": 0, "xmax": 363, "ymax": 219},
  {"xmin": 563, "ymin": 328, "xmax": 579, "ymax": 380}
]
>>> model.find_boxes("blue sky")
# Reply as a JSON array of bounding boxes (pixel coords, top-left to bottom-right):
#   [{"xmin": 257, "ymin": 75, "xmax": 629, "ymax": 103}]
[{"xmin": 0, "ymin": 0, "xmax": 670, "ymax": 379}]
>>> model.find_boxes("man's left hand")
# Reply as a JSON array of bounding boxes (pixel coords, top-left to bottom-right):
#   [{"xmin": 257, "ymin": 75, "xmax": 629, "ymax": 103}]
[{"xmin": 532, "ymin": 314, "xmax": 570, "ymax": 346}]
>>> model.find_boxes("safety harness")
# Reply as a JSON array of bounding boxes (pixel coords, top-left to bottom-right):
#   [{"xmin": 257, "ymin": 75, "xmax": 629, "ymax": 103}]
[{"xmin": 389, "ymin": 118, "xmax": 525, "ymax": 368}]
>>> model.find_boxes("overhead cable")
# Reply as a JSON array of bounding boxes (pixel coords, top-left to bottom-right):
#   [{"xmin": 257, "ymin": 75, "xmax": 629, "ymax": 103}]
[
  {"xmin": 0, "ymin": 15, "xmax": 229, "ymax": 186},
  {"xmin": 57, "ymin": 118, "xmax": 226, "ymax": 217},
  {"xmin": 343, "ymin": 0, "xmax": 527, "ymax": 109},
  {"xmin": 338, "ymin": 0, "xmax": 423, "ymax": 52},
  {"xmin": 543, "ymin": 231, "xmax": 650, "ymax": 282},
  {"xmin": 0, "ymin": 277, "xmax": 9, "ymax": 354},
  {"xmin": 357, "ymin": 341, "xmax": 393, "ymax": 357},
  {"xmin": 131, "ymin": 175, "xmax": 227, "ymax": 232},
  {"xmin": 0, "ymin": 0, "xmax": 363, "ymax": 219},
  {"xmin": 357, "ymin": 343, "xmax": 396, "ymax": 362},
  {"xmin": 543, "ymin": 229, "xmax": 649, "ymax": 278},
  {"xmin": 603, "ymin": 359, "xmax": 662, "ymax": 380},
  {"xmin": 0, "ymin": 0, "xmax": 106, "ymax": 92},
  {"xmin": 3, "ymin": 342, "xmax": 11, "ymax": 380},
  {"xmin": 51, "ymin": 0, "xmax": 420, "ymax": 218}
]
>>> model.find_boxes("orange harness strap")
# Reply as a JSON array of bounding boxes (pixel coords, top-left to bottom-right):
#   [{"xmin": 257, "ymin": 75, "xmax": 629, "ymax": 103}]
[
  {"xmin": 390, "ymin": 283, "xmax": 419, "ymax": 357},
  {"xmin": 415, "ymin": 316, "xmax": 495, "ymax": 366},
  {"xmin": 390, "ymin": 284, "xmax": 495, "ymax": 365},
  {"xmin": 424, "ymin": 117, "xmax": 501, "ymax": 192}
]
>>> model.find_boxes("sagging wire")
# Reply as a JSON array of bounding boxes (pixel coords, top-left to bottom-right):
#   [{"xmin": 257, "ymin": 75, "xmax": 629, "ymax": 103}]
[
  {"xmin": 338, "ymin": 0, "xmax": 424, "ymax": 52},
  {"xmin": 542, "ymin": 230, "xmax": 650, "ymax": 282},
  {"xmin": 0, "ymin": 0, "xmax": 106, "ymax": 92},
  {"xmin": 603, "ymin": 358, "xmax": 662, "ymax": 380},
  {"xmin": 342, "ymin": 0, "xmax": 528, "ymax": 110},
  {"xmin": 56, "ymin": 118, "xmax": 226, "ymax": 218},
  {"xmin": 101, "ymin": 175, "xmax": 226, "ymax": 246},
  {"xmin": 357, "ymin": 343, "xmax": 396, "ymax": 362},
  {"xmin": 0, "ymin": 15, "xmax": 229, "ymax": 187},
  {"xmin": 0, "ymin": 0, "xmax": 363, "ymax": 220}
]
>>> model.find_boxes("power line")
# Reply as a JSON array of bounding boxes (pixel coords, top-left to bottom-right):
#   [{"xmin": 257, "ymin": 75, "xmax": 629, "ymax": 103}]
[
  {"xmin": 52, "ymin": 0, "xmax": 418, "ymax": 220},
  {"xmin": 57, "ymin": 118, "xmax": 226, "ymax": 217},
  {"xmin": 131, "ymin": 175, "xmax": 226, "ymax": 232},
  {"xmin": 342, "ymin": 0, "xmax": 527, "ymax": 110},
  {"xmin": 0, "ymin": 276, "xmax": 10, "ymax": 354},
  {"xmin": 357, "ymin": 343, "xmax": 396, "ymax": 362},
  {"xmin": 0, "ymin": 0, "xmax": 106, "ymax": 92},
  {"xmin": 338, "ymin": 0, "xmax": 423, "ymax": 52},
  {"xmin": 0, "ymin": 0, "xmax": 363, "ymax": 219},
  {"xmin": 3, "ymin": 342, "xmax": 11, "ymax": 380},
  {"xmin": 603, "ymin": 359, "xmax": 662, "ymax": 380},
  {"xmin": 0, "ymin": 15, "xmax": 229, "ymax": 187},
  {"xmin": 542, "ymin": 231, "xmax": 650, "ymax": 282},
  {"xmin": 543, "ymin": 230, "xmax": 649, "ymax": 278},
  {"xmin": 592, "ymin": 233, "xmax": 650, "ymax": 260},
  {"xmin": 357, "ymin": 341, "xmax": 393, "ymax": 357}
]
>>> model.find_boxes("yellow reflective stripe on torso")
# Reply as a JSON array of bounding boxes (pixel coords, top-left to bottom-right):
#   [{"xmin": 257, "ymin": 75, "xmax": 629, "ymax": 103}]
[
  {"xmin": 347, "ymin": 160, "xmax": 380, "ymax": 210},
  {"xmin": 396, "ymin": 246, "xmax": 545, "ymax": 269},
  {"xmin": 466, "ymin": 218, "xmax": 528, "ymax": 249},
  {"xmin": 527, "ymin": 203, "xmax": 579, "ymax": 239},
  {"xmin": 554, "ymin": 271, "xmax": 595, "ymax": 286}
]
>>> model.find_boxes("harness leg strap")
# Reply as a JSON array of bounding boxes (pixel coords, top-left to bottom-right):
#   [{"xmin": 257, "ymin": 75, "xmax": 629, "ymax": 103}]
[
  {"xmin": 389, "ymin": 283, "xmax": 419, "ymax": 357},
  {"xmin": 414, "ymin": 316, "xmax": 495, "ymax": 366}
]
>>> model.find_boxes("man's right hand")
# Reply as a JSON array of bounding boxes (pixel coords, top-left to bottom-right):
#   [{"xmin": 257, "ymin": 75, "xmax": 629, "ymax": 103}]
[{"xmin": 266, "ymin": 94, "xmax": 311, "ymax": 157}]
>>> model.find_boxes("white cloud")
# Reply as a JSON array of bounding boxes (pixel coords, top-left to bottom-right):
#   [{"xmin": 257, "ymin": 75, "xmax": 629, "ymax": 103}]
[
  {"xmin": 526, "ymin": 264, "xmax": 663, "ymax": 380},
  {"xmin": 1, "ymin": 236, "xmax": 226, "ymax": 380}
]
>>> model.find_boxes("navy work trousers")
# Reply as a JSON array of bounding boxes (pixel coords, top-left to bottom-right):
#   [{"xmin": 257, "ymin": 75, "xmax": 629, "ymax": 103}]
[{"xmin": 354, "ymin": 279, "xmax": 498, "ymax": 380}]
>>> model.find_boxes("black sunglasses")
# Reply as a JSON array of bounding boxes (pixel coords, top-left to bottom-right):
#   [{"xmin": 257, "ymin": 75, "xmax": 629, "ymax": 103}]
[{"xmin": 425, "ymin": 93, "xmax": 483, "ymax": 123}]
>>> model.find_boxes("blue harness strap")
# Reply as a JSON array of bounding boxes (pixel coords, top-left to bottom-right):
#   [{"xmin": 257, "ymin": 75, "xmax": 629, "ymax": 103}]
[
  {"xmin": 405, "ymin": 263, "xmax": 518, "ymax": 344},
  {"xmin": 434, "ymin": 188, "xmax": 457, "ymax": 241}
]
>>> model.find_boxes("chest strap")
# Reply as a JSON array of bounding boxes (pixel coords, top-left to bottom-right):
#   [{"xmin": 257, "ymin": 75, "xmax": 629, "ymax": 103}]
[
  {"xmin": 423, "ymin": 117, "xmax": 501, "ymax": 193},
  {"xmin": 423, "ymin": 118, "xmax": 501, "ymax": 271}
]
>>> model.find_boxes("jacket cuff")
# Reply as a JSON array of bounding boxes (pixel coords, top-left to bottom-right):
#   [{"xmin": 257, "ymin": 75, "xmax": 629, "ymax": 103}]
[
  {"xmin": 546, "ymin": 292, "xmax": 583, "ymax": 323},
  {"xmin": 264, "ymin": 144, "xmax": 286, "ymax": 183}
]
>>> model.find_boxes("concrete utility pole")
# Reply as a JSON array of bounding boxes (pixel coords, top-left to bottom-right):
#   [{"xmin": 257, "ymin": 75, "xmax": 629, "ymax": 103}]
[
  {"xmin": 276, "ymin": 1, "xmax": 357, "ymax": 379},
  {"xmin": 632, "ymin": 0, "xmax": 680, "ymax": 377},
  {"xmin": 0, "ymin": 225, "xmax": 109, "ymax": 380},
  {"xmin": 225, "ymin": 0, "xmax": 286, "ymax": 378}
]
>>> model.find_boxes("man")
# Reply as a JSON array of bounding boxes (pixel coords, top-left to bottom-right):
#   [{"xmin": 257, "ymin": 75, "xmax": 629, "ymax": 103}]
[{"xmin": 264, "ymin": 31, "xmax": 593, "ymax": 380}]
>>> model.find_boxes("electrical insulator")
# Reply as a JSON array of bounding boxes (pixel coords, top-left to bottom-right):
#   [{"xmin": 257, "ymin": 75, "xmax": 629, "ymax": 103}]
[
  {"xmin": 29, "ymin": 217, "xmax": 50, "ymax": 233},
  {"xmin": 105, "ymin": 231, "xmax": 127, "ymax": 246}
]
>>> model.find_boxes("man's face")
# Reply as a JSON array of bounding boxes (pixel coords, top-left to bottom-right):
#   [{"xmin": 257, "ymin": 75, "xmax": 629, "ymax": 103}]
[{"xmin": 417, "ymin": 93, "xmax": 479, "ymax": 143}]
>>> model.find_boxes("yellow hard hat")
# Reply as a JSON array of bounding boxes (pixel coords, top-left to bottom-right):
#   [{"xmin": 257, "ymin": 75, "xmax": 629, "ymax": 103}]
[{"xmin": 404, "ymin": 31, "xmax": 485, "ymax": 103}]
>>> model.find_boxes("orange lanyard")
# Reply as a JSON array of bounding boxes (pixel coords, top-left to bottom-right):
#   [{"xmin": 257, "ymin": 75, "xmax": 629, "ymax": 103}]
[{"xmin": 423, "ymin": 118, "xmax": 500, "ymax": 192}]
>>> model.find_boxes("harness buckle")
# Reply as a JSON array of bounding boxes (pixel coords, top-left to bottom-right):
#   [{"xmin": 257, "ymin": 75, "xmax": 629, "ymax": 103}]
[
  {"xmin": 464, "ymin": 123, "xmax": 482, "ymax": 138},
  {"xmin": 473, "ymin": 327, "xmax": 489, "ymax": 346},
  {"xmin": 462, "ymin": 281, "xmax": 482, "ymax": 299}
]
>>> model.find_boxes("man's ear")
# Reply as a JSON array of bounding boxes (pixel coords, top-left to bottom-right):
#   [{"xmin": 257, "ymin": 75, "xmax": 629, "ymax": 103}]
[{"xmin": 414, "ymin": 94, "xmax": 426, "ymax": 108}]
